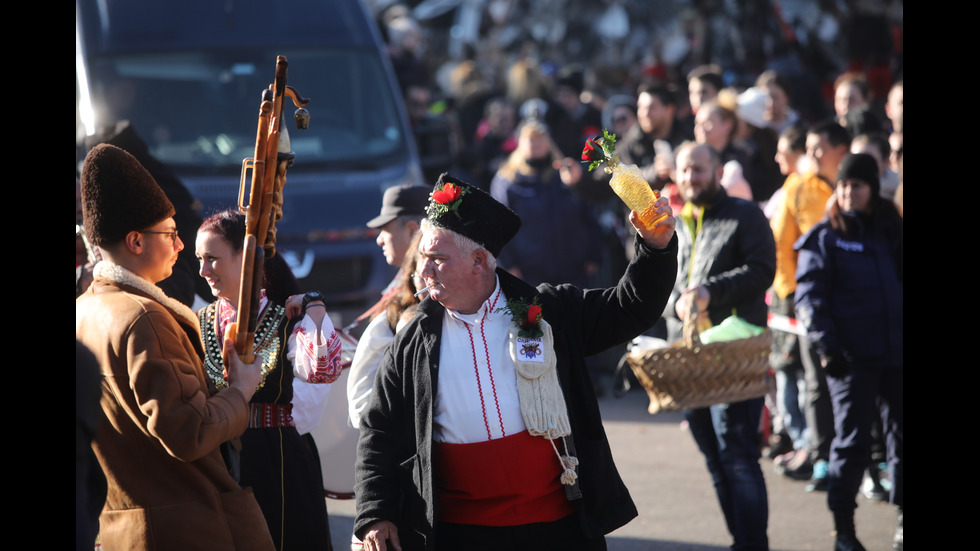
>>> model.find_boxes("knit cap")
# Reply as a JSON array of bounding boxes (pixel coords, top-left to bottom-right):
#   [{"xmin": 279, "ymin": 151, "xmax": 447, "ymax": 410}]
[{"xmin": 837, "ymin": 152, "xmax": 880, "ymax": 198}]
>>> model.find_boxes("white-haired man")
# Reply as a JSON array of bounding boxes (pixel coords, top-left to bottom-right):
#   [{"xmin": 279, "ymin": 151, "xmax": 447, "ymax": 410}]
[{"xmin": 354, "ymin": 173, "xmax": 677, "ymax": 551}]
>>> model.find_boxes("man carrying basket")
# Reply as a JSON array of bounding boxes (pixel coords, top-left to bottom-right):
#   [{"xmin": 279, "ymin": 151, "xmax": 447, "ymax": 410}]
[{"xmin": 663, "ymin": 142, "xmax": 777, "ymax": 551}]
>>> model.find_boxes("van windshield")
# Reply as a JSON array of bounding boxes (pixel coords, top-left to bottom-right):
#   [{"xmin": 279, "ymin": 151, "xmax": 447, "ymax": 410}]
[{"xmin": 87, "ymin": 49, "xmax": 409, "ymax": 171}]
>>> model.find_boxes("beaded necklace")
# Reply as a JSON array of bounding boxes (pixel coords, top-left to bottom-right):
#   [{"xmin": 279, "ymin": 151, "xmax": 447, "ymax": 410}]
[{"xmin": 199, "ymin": 294, "xmax": 285, "ymax": 391}]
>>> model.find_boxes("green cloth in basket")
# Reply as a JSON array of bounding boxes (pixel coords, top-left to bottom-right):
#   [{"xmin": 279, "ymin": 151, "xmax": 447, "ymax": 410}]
[{"xmin": 698, "ymin": 316, "xmax": 765, "ymax": 344}]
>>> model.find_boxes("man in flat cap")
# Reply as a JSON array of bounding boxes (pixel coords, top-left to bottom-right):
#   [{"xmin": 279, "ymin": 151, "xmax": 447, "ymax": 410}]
[
  {"xmin": 354, "ymin": 173, "xmax": 678, "ymax": 551},
  {"xmin": 368, "ymin": 184, "xmax": 433, "ymax": 297},
  {"xmin": 343, "ymin": 184, "xmax": 431, "ymax": 424},
  {"xmin": 75, "ymin": 143, "xmax": 274, "ymax": 550}
]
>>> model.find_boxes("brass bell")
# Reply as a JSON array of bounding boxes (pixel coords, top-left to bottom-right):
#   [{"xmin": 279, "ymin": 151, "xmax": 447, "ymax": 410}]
[{"xmin": 294, "ymin": 108, "xmax": 310, "ymax": 130}]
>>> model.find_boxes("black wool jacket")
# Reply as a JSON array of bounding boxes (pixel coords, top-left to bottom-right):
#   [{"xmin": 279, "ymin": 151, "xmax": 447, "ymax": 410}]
[
  {"xmin": 354, "ymin": 234, "xmax": 679, "ymax": 550},
  {"xmin": 665, "ymin": 189, "xmax": 776, "ymax": 341}
]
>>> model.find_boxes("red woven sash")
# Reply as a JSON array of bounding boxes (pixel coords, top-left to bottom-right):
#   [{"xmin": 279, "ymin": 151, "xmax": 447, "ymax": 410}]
[
  {"xmin": 433, "ymin": 430, "xmax": 574, "ymax": 526},
  {"xmin": 247, "ymin": 403, "xmax": 294, "ymax": 428}
]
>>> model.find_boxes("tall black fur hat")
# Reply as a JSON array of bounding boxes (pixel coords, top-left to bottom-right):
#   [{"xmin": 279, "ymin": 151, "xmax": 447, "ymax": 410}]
[
  {"xmin": 425, "ymin": 173, "xmax": 521, "ymax": 257},
  {"xmin": 81, "ymin": 143, "xmax": 175, "ymax": 247}
]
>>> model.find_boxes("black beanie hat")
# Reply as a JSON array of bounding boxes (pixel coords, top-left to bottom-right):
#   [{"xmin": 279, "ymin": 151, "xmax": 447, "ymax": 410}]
[
  {"xmin": 837, "ymin": 152, "xmax": 880, "ymax": 198},
  {"xmin": 424, "ymin": 173, "xmax": 521, "ymax": 257},
  {"xmin": 81, "ymin": 143, "xmax": 176, "ymax": 247}
]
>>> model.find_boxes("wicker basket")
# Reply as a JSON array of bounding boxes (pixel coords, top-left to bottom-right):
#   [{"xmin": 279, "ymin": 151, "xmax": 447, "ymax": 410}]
[{"xmin": 626, "ymin": 312, "xmax": 772, "ymax": 414}]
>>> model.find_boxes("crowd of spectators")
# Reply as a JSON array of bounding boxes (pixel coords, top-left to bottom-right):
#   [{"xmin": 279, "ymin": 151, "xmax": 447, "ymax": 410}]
[{"xmin": 369, "ymin": 0, "xmax": 901, "ymax": 186}]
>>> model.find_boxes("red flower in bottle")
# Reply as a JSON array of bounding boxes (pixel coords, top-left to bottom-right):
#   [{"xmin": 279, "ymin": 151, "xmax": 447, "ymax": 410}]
[
  {"xmin": 581, "ymin": 138, "xmax": 603, "ymax": 162},
  {"xmin": 581, "ymin": 129, "xmax": 618, "ymax": 172}
]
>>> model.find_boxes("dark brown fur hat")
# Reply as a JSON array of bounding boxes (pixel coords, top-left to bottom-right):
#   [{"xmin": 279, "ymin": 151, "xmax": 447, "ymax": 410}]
[{"xmin": 81, "ymin": 143, "xmax": 175, "ymax": 247}]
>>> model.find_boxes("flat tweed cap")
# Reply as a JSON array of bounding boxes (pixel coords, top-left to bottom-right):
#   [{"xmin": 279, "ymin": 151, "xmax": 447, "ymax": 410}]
[
  {"xmin": 367, "ymin": 184, "xmax": 432, "ymax": 228},
  {"xmin": 425, "ymin": 173, "xmax": 521, "ymax": 257},
  {"xmin": 81, "ymin": 143, "xmax": 175, "ymax": 247}
]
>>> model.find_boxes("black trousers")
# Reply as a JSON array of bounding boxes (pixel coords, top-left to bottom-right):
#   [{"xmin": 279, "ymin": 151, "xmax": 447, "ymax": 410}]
[
  {"xmin": 435, "ymin": 514, "xmax": 606, "ymax": 551},
  {"xmin": 826, "ymin": 364, "xmax": 903, "ymax": 514}
]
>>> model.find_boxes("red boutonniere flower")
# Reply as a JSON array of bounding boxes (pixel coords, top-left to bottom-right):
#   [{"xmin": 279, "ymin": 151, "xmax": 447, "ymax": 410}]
[
  {"xmin": 526, "ymin": 304, "xmax": 542, "ymax": 326},
  {"xmin": 426, "ymin": 182, "xmax": 470, "ymax": 218},
  {"xmin": 497, "ymin": 296, "xmax": 544, "ymax": 338}
]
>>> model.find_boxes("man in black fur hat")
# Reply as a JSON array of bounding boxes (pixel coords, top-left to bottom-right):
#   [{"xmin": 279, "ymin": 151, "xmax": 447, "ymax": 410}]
[{"xmin": 354, "ymin": 173, "xmax": 677, "ymax": 551}]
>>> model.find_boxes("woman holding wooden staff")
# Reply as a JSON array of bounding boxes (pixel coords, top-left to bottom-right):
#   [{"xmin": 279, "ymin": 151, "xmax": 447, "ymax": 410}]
[{"xmin": 196, "ymin": 209, "xmax": 342, "ymax": 550}]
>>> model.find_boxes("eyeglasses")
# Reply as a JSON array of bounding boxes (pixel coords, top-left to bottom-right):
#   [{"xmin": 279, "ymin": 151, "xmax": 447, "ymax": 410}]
[{"xmin": 142, "ymin": 229, "xmax": 179, "ymax": 245}]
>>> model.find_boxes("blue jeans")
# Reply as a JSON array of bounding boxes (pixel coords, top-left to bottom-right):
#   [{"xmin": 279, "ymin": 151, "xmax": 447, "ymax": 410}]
[
  {"xmin": 686, "ymin": 397, "xmax": 769, "ymax": 551},
  {"xmin": 775, "ymin": 365, "xmax": 809, "ymax": 450},
  {"xmin": 799, "ymin": 334, "xmax": 835, "ymax": 462}
]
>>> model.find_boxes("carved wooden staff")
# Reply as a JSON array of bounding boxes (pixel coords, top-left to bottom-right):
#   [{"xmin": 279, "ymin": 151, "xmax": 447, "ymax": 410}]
[{"xmin": 228, "ymin": 55, "xmax": 310, "ymax": 363}]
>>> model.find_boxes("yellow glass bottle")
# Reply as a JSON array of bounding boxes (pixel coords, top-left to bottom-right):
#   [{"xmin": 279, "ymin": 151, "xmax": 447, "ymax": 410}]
[
  {"xmin": 583, "ymin": 130, "xmax": 667, "ymax": 230},
  {"xmin": 606, "ymin": 161, "xmax": 668, "ymax": 230}
]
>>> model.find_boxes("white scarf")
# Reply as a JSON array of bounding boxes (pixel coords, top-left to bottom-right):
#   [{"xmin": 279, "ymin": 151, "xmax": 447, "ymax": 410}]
[{"xmin": 508, "ymin": 318, "xmax": 578, "ymax": 485}]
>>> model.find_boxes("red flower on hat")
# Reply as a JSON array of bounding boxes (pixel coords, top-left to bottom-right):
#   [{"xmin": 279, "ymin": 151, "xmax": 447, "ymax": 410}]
[
  {"xmin": 426, "ymin": 181, "xmax": 470, "ymax": 219},
  {"xmin": 432, "ymin": 183, "xmax": 462, "ymax": 204}
]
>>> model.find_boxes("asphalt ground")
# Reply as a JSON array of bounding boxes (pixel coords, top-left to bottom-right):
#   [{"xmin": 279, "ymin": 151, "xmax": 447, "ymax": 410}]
[{"xmin": 324, "ymin": 386, "xmax": 898, "ymax": 551}]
